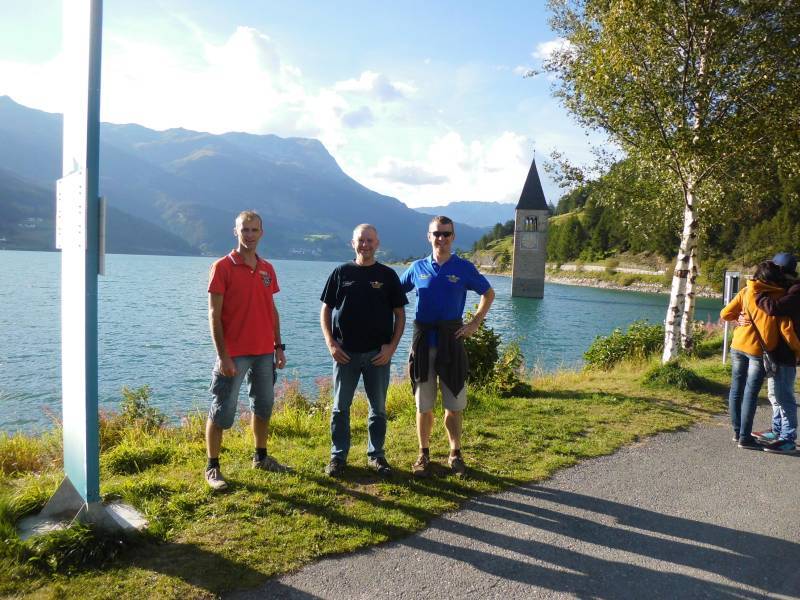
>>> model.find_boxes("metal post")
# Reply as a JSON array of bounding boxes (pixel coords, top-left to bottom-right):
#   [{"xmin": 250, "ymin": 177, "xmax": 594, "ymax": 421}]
[
  {"xmin": 722, "ymin": 271, "xmax": 741, "ymax": 365},
  {"xmin": 58, "ymin": 0, "xmax": 103, "ymax": 504},
  {"xmin": 18, "ymin": 0, "xmax": 145, "ymax": 538}
]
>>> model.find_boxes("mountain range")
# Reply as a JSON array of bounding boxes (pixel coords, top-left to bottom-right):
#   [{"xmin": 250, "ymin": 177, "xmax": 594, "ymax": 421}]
[
  {"xmin": 0, "ymin": 96, "xmax": 486, "ymax": 259},
  {"xmin": 415, "ymin": 201, "xmax": 516, "ymax": 228}
]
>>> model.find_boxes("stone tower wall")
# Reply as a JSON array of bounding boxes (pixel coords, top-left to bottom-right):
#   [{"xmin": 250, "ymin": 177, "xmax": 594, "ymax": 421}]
[{"xmin": 511, "ymin": 208, "xmax": 549, "ymax": 298}]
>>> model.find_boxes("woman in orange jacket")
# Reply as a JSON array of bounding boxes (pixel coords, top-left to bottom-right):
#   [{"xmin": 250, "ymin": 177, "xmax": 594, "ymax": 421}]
[{"xmin": 720, "ymin": 261, "xmax": 800, "ymax": 449}]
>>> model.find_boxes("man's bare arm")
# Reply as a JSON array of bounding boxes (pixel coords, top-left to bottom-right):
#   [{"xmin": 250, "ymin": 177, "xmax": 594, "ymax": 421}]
[
  {"xmin": 209, "ymin": 293, "xmax": 236, "ymax": 376},
  {"xmin": 273, "ymin": 303, "xmax": 286, "ymax": 369},
  {"xmin": 455, "ymin": 287, "xmax": 495, "ymax": 339}
]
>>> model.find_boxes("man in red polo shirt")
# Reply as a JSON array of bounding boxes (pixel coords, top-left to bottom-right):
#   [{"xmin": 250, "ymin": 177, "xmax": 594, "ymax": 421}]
[{"xmin": 205, "ymin": 210, "xmax": 288, "ymax": 491}]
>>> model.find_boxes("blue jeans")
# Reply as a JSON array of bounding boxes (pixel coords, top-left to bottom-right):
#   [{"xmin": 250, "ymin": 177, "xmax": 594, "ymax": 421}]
[
  {"xmin": 330, "ymin": 350, "xmax": 390, "ymax": 460},
  {"xmin": 769, "ymin": 365, "xmax": 798, "ymax": 442},
  {"xmin": 208, "ymin": 354, "xmax": 275, "ymax": 429},
  {"xmin": 728, "ymin": 349, "xmax": 765, "ymax": 440}
]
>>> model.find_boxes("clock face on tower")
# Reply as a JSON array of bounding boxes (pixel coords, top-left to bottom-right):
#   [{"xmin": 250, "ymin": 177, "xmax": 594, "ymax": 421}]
[{"xmin": 520, "ymin": 231, "xmax": 537, "ymax": 250}]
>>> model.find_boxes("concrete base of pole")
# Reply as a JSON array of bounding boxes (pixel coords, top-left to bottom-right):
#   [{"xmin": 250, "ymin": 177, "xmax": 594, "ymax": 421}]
[{"xmin": 16, "ymin": 476, "xmax": 147, "ymax": 541}]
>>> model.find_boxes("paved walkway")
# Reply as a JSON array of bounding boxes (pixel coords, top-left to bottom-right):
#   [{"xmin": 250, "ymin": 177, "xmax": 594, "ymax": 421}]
[{"xmin": 231, "ymin": 413, "xmax": 800, "ymax": 599}]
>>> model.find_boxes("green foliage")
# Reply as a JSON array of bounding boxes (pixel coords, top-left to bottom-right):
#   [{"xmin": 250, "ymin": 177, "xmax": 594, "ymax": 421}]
[
  {"xmin": 472, "ymin": 220, "xmax": 515, "ymax": 251},
  {"xmin": 463, "ymin": 311, "xmax": 501, "ymax": 385},
  {"xmin": 642, "ymin": 361, "xmax": 703, "ymax": 392},
  {"xmin": 22, "ymin": 523, "xmax": 132, "ymax": 574},
  {"xmin": 584, "ymin": 320, "xmax": 664, "ymax": 370},
  {"xmin": 0, "ymin": 430, "xmax": 61, "ymax": 477},
  {"xmin": 102, "ymin": 439, "xmax": 173, "ymax": 475},
  {"xmin": 462, "ymin": 309, "xmax": 525, "ymax": 395},
  {"xmin": 490, "ymin": 343, "xmax": 527, "ymax": 397},
  {"xmin": 120, "ymin": 385, "xmax": 166, "ymax": 432}
]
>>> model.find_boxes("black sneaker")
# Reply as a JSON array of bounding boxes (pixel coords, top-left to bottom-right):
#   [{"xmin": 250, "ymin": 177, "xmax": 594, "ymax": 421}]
[
  {"xmin": 738, "ymin": 436, "xmax": 762, "ymax": 450},
  {"xmin": 325, "ymin": 457, "xmax": 346, "ymax": 477},
  {"xmin": 367, "ymin": 456, "xmax": 393, "ymax": 477}
]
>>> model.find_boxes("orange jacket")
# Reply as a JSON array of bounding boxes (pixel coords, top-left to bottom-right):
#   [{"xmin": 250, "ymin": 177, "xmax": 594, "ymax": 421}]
[{"xmin": 720, "ymin": 280, "xmax": 800, "ymax": 358}]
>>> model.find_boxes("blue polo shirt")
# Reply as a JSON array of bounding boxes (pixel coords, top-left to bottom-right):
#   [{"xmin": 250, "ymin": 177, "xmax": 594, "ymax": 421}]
[{"xmin": 400, "ymin": 254, "xmax": 491, "ymax": 345}]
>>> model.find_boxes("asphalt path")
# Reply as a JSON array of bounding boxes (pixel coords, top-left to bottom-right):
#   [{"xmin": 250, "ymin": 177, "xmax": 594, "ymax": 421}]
[{"xmin": 230, "ymin": 412, "xmax": 800, "ymax": 599}]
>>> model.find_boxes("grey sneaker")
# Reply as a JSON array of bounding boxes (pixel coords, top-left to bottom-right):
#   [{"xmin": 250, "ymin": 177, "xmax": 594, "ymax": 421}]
[
  {"xmin": 325, "ymin": 457, "xmax": 346, "ymax": 477},
  {"xmin": 411, "ymin": 454, "xmax": 431, "ymax": 478},
  {"xmin": 367, "ymin": 456, "xmax": 393, "ymax": 477},
  {"xmin": 253, "ymin": 455, "xmax": 291, "ymax": 473},
  {"xmin": 448, "ymin": 454, "xmax": 467, "ymax": 478},
  {"xmin": 205, "ymin": 467, "xmax": 228, "ymax": 491}
]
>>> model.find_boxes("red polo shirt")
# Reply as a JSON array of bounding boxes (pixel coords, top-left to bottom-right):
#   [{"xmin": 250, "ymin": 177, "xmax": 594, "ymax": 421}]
[{"xmin": 208, "ymin": 251, "xmax": 280, "ymax": 357}]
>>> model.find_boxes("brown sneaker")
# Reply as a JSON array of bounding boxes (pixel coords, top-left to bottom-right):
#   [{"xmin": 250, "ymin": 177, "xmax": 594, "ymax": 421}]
[
  {"xmin": 411, "ymin": 453, "xmax": 431, "ymax": 478},
  {"xmin": 448, "ymin": 454, "xmax": 467, "ymax": 478}
]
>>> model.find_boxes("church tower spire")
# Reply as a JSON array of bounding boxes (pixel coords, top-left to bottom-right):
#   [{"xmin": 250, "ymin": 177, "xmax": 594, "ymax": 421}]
[{"xmin": 511, "ymin": 157, "xmax": 549, "ymax": 298}]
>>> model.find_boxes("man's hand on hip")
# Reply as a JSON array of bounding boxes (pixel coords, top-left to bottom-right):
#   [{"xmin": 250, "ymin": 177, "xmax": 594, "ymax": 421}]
[
  {"xmin": 371, "ymin": 344, "xmax": 395, "ymax": 366},
  {"xmin": 455, "ymin": 319, "xmax": 481, "ymax": 339},
  {"xmin": 328, "ymin": 340, "xmax": 351, "ymax": 364},
  {"xmin": 218, "ymin": 355, "xmax": 237, "ymax": 377},
  {"xmin": 275, "ymin": 347, "xmax": 286, "ymax": 369}
]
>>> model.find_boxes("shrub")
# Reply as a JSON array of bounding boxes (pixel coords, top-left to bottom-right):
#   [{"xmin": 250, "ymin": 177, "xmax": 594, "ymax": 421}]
[
  {"xmin": 463, "ymin": 309, "xmax": 501, "ymax": 386},
  {"xmin": 584, "ymin": 320, "xmax": 664, "ymax": 370},
  {"xmin": 490, "ymin": 342, "xmax": 527, "ymax": 397},
  {"xmin": 462, "ymin": 308, "xmax": 526, "ymax": 394},
  {"xmin": 120, "ymin": 385, "xmax": 166, "ymax": 432},
  {"xmin": 642, "ymin": 360, "xmax": 702, "ymax": 391}
]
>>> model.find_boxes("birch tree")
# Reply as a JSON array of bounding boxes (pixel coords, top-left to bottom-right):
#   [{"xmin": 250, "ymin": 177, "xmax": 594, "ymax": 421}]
[{"xmin": 544, "ymin": 0, "xmax": 800, "ymax": 361}]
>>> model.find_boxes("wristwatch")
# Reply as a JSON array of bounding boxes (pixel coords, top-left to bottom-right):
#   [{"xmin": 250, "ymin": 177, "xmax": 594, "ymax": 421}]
[{"xmin": 275, "ymin": 343, "xmax": 286, "ymax": 351}]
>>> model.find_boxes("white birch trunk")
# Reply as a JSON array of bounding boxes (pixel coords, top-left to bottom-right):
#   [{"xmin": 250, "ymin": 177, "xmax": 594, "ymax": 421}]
[
  {"xmin": 662, "ymin": 185, "xmax": 698, "ymax": 363},
  {"xmin": 680, "ymin": 246, "xmax": 698, "ymax": 350}
]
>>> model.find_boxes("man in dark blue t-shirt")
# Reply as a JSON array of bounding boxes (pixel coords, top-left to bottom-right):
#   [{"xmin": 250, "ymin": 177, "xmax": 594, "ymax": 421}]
[
  {"xmin": 320, "ymin": 224, "xmax": 408, "ymax": 477},
  {"xmin": 400, "ymin": 215, "xmax": 495, "ymax": 478}
]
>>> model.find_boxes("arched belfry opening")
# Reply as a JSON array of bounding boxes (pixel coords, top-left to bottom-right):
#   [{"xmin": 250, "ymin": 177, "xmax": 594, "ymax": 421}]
[{"xmin": 511, "ymin": 157, "xmax": 548, "ymax": 298}]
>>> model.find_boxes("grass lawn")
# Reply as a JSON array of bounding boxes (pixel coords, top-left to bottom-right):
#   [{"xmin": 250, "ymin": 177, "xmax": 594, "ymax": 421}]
[{"xmin": 0, "ymin": 356, "xmax": 730, "ymax": 599}]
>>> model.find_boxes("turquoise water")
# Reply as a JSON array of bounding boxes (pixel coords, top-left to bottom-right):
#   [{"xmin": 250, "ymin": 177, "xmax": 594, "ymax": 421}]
[{"xmin": 0, "ymin": 250, "xmax": 721, "ymax": 432}]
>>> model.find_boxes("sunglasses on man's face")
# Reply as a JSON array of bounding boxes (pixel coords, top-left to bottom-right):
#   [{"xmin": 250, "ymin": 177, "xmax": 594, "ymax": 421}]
[{"xmin": 429, "ymin": 231, "xmax": 453, "ymax": 238}]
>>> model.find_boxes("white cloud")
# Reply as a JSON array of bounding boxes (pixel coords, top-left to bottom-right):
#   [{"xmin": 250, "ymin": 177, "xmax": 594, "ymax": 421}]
[
  {"xmin": 0, "ymin": 54, "xmax": 65, "ymax": 114},
  {"xmin": 341, "ymin": 106, "xmax": 374, "ymax": 129},
  {"xmin": 334, "ymin": 70, "xmax": 416, "ymax": 101},
  {"xmin": 532, "ymin": 37, "xmax": 573, "ymax": 61},
  {"xmin": 358, "ymin": 130, "xmax": 536, "ymax": 207},
  {"xmin": 373, "ymin": 160, "xmax": 449, "ymax": 185}
]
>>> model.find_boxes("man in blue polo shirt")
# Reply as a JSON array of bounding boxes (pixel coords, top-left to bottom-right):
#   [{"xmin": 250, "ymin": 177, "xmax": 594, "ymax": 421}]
[{"xmin": 400, "ymin": 215, "xmax": 495, "ymax": 477}]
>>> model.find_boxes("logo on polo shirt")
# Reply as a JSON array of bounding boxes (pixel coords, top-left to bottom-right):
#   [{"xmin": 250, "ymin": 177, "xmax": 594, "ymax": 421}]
[
  {"xmin": 419, "ymin": 273, "xmax": 431, "ymax": 279},
  {"xmin": 370, "ymin": 281, "xmax": 383, "ymax": 289},
  {"xmin": 259, "ymin": 270, "xmax": 272, "ymax": 287},
  {"xmin": 447, "ymin": 275, "xmax": 460, "ymax": 283},
  {"xmin": 342, "ymin": 281, "xmax": 354, "ymax": 287}
]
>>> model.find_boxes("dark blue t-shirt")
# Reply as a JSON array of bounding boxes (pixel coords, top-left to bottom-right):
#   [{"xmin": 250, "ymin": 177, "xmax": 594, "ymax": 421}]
[
  {"xmin": 321, "ymin": 261, "xmax": 408, "ymax": 353},
  {"xmin": 400, "ymin": 254, "xmax": 491, "ymax": 345}
]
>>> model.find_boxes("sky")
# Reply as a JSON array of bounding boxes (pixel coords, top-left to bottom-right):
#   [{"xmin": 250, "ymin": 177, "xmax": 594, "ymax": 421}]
[{"xmin": 0, "ymin": 0, "xmax": 597, "ymax": 208}]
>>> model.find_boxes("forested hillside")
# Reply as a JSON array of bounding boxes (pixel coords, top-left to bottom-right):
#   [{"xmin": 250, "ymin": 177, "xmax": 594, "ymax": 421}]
[{"xmin": 470, "ymin": 157, "xmax": 800, "ymax": 290}]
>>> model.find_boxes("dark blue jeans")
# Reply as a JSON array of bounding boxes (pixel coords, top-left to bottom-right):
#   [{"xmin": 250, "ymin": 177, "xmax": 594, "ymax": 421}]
[
  {"xmin": 330, "ymin": 350, "xmax": 390, "ymax": 461},
  {"xmin": 728, "ymin": 349, "xmax": 765, "ymax": 440}
]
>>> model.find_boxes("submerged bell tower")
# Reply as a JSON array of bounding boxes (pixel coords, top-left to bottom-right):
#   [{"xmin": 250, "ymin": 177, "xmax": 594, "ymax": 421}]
[{"xmin": 511, "ymin": 157, "xmax": 549, "ymax": 298}]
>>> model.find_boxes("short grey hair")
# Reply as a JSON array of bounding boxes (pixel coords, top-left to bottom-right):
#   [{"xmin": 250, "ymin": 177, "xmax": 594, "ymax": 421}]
[{"xmin": 352, "ymin": 223, "xmax": 378, "ymax": 239}]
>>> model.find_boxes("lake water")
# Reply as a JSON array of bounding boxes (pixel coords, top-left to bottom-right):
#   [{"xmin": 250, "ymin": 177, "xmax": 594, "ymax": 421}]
[{"xmin": 0, "ymin": 250, "xmax": 722, "ymax": 432}]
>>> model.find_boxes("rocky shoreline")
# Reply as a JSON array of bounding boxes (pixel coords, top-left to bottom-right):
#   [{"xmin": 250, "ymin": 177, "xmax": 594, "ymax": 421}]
[
  {"xmin": 478, "ymin": 268, "xmax": 722, "ymax": 299},
  {"xmin": 544, "ymin": 275, "xmax": 721, "ymax": 299}
]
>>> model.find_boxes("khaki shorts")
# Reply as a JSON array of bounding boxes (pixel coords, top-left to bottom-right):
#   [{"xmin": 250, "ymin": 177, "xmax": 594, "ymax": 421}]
[{"xmin": 414, "ymin": 346, "xmax": 467, "ymax": 413}]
